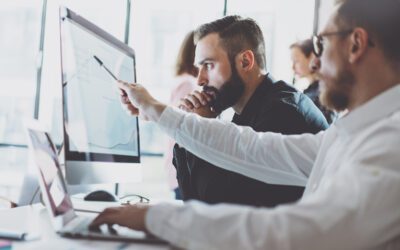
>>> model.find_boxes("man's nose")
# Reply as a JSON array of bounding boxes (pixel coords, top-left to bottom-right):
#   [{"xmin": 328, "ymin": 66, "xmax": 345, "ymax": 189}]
[
  {"xmin": 196, "ymin": 70, "xmax": 208, "ymax": 87},
  {"xmin": 310, "ymin": 57, "xmax": 321, "ymax": 73}
]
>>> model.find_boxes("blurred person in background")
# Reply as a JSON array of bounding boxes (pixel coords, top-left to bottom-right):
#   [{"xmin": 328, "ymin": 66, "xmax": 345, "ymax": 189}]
[
  {"xmin": 290, "ymin": 38, "xmax": 337, "ymax": 124},
  {"xmin": 163, "ymin": 31, "xmax": 198, "ymax": 199}
]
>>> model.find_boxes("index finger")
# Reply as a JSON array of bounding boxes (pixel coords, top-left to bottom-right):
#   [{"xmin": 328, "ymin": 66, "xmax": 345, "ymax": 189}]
[
  {"xmin": 89, "ymin": 207, "xmax": 119, "ymax": 228},
  {"xmin": 89, "ymin": 214, "xmax": 115, "ymax": 229},
  {"xmin": 193, "ymin": 90, "xmax": 211, "ymax": 104},
  {"xmin": 117, "ymin": 80, "xmax": 135, "ymax": 92}
]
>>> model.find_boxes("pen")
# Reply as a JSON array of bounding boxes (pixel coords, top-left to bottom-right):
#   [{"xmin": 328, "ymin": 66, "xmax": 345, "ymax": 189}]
[
  {"xmin": 93, "ymin": 55, "xmax": 118, "ymax": 81},
  {"xmin": 93, "ymin": 55, "xmax": 128, "ymax": 98},
  {"xmin": 0, "ymin": 229, "xmax": 40, "ymax": 241}
]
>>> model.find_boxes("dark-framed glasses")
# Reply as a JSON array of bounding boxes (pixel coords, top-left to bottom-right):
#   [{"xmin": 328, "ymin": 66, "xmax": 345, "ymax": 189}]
[
  {"xmin": 119, "ymin": 194, "xmax": 150, "ymax": 205},
  {"xmin": 312, "ymin": 29, "xmax": 354, "ymax": 57},
  {"xmin": 312, "ymin": 29, "xmax": 375, "ymax": 58}
]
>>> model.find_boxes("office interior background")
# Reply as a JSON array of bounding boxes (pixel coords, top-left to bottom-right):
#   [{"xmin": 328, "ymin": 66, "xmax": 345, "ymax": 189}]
[{"xmin": 0, "ymin": 0, "xmax": 335, "ymax": 202}]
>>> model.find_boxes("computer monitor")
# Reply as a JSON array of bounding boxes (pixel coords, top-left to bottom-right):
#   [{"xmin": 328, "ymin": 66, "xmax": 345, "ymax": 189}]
[{"xmin": 59, "ymin": 7, "xmax": 141, "ymax": 185}]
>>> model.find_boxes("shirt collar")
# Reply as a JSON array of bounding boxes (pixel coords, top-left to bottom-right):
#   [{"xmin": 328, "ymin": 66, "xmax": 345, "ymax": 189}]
[{"xmin": 335, "ymin": 84, "xmax": 400, "ymax": 136}]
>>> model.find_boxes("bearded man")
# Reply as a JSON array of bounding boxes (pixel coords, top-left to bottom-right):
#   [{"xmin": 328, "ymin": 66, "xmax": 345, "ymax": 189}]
[{"xmin": 174, "ymin": 16, "xmax": 328, "ymax": 207}]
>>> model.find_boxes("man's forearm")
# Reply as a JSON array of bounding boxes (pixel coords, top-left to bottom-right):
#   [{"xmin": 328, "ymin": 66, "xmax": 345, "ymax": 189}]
[
  {"xmin": 157, "ymin": 107, "xmax": 315, "ymax": 186},
  {"xmin": 142, "ymin": 101, "xmax": 167, "ymax": 122}
]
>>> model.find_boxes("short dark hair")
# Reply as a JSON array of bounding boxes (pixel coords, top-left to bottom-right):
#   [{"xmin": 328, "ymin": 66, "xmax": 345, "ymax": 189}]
[
  {"xmin": 290, "ymin": 38, "xmax": 314, "ymax": 58},
  {"xmin": 335, "ymin": 0, "xmax": 400, "ymax": 64},
  {"xmin": 194, "ymin": 15, "xmax": 267, "ymax": 70},
  {"xmin": 175, "ymin": 30, "xmax": 198, "ymax": 77}
]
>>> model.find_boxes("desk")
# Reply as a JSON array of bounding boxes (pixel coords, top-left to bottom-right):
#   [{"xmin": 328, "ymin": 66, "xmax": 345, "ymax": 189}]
[{"xmin": 0, "ymin": 204, "xmax": 172, "ymax": 249}]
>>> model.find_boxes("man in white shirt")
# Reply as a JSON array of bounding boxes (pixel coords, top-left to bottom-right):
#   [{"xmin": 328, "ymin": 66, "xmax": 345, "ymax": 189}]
[{"xmin": 90, "ymin": 0, "xmax": 400, "ymax": 249}]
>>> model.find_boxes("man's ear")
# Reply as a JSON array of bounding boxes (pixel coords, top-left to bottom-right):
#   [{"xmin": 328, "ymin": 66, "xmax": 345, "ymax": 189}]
[
  {"xmin": 349, "ymin": 28, "xmax": 370, "ymax": 64},
  {"xmin": 238, "ymin": 50, "xmax": 255, "ymax": 71}
]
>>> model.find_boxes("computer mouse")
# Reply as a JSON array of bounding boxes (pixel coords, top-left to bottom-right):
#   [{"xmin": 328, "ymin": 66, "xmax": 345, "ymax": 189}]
[{"xmin": 83, "ymin": 190, "xmax": 118, "ymax": 202}]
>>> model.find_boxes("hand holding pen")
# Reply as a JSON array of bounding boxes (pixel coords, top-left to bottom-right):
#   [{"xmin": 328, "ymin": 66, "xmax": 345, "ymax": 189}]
[{"xmin": 93, "ymin": 54, "xmax": 163, "ymax": 120}]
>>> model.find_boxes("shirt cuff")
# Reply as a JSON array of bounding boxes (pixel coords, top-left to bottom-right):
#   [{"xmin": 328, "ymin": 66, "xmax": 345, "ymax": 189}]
[
  {"xmin": 158, "ymin": 106, "xmax": 186, "ymax": 138},
  {"xmin": 145, "ymin": 203, "xmax": 185, "ymax": 245}
]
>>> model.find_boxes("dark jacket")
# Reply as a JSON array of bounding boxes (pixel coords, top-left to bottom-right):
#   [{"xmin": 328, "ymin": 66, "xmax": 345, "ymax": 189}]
[
  {"xmin": 173, "ymin": 75, "xmax": 328, "ymax": 207},
  {"xmin": 304, "ymin": 81, "xmax": 337, "ymax": 124}
]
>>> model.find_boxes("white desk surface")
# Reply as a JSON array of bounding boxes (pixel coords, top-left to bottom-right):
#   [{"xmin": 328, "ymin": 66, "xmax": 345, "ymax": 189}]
[{"xmin": 0, "ymin": 202, "xmax": 175, "ymax": 249}]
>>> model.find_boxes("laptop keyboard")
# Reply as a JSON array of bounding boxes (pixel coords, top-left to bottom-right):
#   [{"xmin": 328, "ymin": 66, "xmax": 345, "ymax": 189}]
[
  {"xmin": 63, "ymin": 216, "xmax": 93, "ymax": 235},
  {"xmin": 59, "ymin": 215, "xmax": 167, "ymax": 244}
]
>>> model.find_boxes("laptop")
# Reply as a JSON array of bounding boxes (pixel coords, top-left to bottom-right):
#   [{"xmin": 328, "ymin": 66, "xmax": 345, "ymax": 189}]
[{"xmin": 25, "ymin": 124, "xmax": 167, "ymax": 245}]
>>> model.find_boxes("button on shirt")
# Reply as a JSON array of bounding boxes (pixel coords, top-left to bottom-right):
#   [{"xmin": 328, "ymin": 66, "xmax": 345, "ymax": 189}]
[{"xmin": 146, "ymin": 85, "xmax": 400, "ymax": 250}]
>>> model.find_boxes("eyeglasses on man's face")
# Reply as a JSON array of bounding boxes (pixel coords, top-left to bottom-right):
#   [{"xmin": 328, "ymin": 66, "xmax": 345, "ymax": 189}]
[
  {"xmin": 312, "ymin": 29, "xmax": 354, "ymax": 58},
  {"xmin": 312, "ymin": 29, "xmax": 375, "ymax": 58}
]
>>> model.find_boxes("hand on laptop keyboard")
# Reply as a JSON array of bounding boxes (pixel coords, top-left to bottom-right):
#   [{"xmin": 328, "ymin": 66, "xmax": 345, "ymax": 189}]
[
  {"xmin": 88, "ymin": 226, "xmax": 102, "ymax": 233},
  {"xmin": 107, "ymin": 225, "xmax": 118, "ymax": 235},
  {"xmin": 88, "ymin": 223, "xmax": 117, "ymax": 235},
  {"xmin": 89, "ymin": 204, "xmax": 150, "ymax": 233}
]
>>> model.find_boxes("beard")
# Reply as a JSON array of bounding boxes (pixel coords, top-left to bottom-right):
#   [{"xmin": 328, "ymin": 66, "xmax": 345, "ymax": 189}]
[
  {"xmin": 203, "ymin": 63, "xmax": 245, "ymax": 114},
  {"xmin": 319, "ymin": 67, "xmax": 354, "ymax": 112}
]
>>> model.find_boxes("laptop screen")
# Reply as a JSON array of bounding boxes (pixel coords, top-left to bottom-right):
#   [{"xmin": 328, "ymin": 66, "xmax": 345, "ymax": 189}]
[{"xmin": 27, "ymin": 128, "xmax": 73, "ymax": 216}]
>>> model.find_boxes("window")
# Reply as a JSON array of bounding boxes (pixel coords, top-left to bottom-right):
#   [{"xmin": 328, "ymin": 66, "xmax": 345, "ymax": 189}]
[
  {"xmin": 0, "ymin": 1, "xmax": 43, "ymax": 145},
  {"xmin": 129, "ymin": 0, "xmax": 224, "ymax": 154},
  {"xmin": 39, "ymin": 0, "xmax": 128, "ymax": 147},
  {"xmin": 0, "ymin": 0, "xmax": 44, "ymax": 200},
  {"xmin": 227, "ymin": 0, "xmax": 316, "ymax": 83}
]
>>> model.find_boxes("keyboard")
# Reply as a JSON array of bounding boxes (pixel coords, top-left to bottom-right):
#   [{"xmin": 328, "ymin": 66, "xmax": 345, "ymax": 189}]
[{"xmin": 61, "ymin": 216, "xmax": 93, "ymax": 235}]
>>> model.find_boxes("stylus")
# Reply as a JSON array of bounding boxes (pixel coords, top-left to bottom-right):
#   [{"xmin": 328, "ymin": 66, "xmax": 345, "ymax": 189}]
[
  {"xmin": 0, "ymin": 229, "xmax": 40, "ymax": 241},
  {"xmin": 93, "ymin": 55, "xmax": 118, "ymax": 81}
]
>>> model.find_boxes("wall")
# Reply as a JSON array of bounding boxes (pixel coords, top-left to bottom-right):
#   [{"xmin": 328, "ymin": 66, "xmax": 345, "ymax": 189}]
[{"xmin": 316, "ymin": 0, "xmax": 335, "ymax": 32}]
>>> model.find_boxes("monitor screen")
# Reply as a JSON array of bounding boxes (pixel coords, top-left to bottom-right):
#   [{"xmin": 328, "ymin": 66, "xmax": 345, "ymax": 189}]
[{"xmin": 60, "ymin": 8, "xmax": 140, "ymax": 163}]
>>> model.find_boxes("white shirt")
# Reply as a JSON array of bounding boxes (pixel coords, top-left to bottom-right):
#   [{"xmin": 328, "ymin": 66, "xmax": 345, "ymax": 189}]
[{"xmin": 146, "ymin": 85, "xmax": 400, "ymax": 250}]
